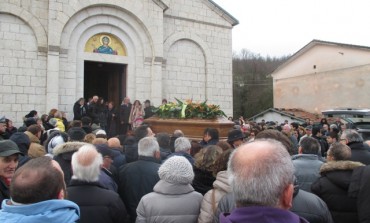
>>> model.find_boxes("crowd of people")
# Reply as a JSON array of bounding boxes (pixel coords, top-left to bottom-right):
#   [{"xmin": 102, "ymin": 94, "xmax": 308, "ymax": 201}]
[
  {"xmin": 72, "ymin": 96, "xmax": 158, "ymax": 138},
  {"xmin": 0, "ymin": 97, "xmax": 370, "ymax": 222}
]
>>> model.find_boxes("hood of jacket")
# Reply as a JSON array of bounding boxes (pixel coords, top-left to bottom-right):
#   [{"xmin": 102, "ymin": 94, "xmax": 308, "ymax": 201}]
[
  {"xmin": 153, "ymin": 180, "xmax": 195, "ymax": 195},
  {"xmin": 320, "ymin": 160, "xmax": 364, "ymax": 190},
  {"xmin": 213, "ymin": 170, "xmax": 231, "ymax": 193},
  {"xmin": 24, "ymin": 131, "xmax": 40, "ymax": 144},
  {"xmin": 320, "ymin": 160, "xmax": 365, "ymax": 174},
  {"xmin": 0, "ymin": 199, "xmax": 80, "ymax": 223},
  {"xmin": 52, "ymin": 142, "xmax": 87, "ymax": 156}
]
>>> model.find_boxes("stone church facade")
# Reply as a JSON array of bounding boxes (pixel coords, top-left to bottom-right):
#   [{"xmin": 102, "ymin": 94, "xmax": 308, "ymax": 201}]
[{"xmin": 0, "ymin": 0, "xmax": 237, "ymax": 124}]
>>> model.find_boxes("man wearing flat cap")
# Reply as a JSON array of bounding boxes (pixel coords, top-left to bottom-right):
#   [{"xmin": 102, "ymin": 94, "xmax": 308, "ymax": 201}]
[
  {"xmin": 0, "ymin": 140, "xmax": 23, "ymax": 206},
  {"xmin": 227, "ymin": 129, "xmax": 245, "ymax": 149}
]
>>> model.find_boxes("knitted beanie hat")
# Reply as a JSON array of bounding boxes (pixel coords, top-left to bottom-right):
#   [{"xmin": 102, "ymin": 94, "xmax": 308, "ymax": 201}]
[{"xmin": 158, "ymin": 156, "xmax": 194, "ymax": 185}]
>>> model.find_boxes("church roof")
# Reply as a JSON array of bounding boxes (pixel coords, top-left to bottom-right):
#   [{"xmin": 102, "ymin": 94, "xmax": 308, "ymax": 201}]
[
  {"xmin": 207, "ymin": 0, "xmax": 239, "ymax": 26},
  {"xmin": 153, "ymin": 0, "xmax": 169, "ymax": 11},
  {"xmin": 155, "ymin": 0, "xmax": 238, "ymax": 26},
  {"xmin": 270, "ymin": 39, "xmax": 370, "ymax": 77}
]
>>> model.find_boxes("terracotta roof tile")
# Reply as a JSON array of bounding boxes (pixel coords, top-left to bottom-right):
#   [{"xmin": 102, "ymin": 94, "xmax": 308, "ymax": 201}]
[{"xmin": 275, "ymin": 108, "xmax": 335, "ymax": 123}]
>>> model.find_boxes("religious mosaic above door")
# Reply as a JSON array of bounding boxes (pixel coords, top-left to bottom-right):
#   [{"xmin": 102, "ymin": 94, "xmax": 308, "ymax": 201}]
[{"xmin": 84, "ymin": 33, "xmax": 127, "ymax": 56}]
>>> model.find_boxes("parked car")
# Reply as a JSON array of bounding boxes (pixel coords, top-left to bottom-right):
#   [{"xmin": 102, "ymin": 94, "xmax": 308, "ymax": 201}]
[{"xmin": 322, "ymin": 108, "xmax": 370, "ymax": 140}]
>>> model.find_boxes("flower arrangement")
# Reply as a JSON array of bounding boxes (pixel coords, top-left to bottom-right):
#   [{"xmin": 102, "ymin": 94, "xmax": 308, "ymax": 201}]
[{"xmin": 153, "ymin": 98, "xmax": 226, "ymax": 119}]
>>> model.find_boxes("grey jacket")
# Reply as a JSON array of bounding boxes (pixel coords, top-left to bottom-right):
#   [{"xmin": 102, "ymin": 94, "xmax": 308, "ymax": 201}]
[
  {"xmin": 136, "ymin": 180, "xmax": 203, "ymax": 223},
  {"xmin": 292, "ymin": 154, "xmax": 324, "ymax": 192}
]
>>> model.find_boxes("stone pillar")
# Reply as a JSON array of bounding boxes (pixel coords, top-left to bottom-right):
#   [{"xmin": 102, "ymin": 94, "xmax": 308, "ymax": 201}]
[
  {"xmin": 46, "ymin": 0, "xmax": 63, "ymax": 111},
  {"xmin": 46, "ymin": 50, "xmax": 60, "ymax": 111},
  {"xmin": 150, "ymin": 57, "xmax": 163, "ymax": 105}
]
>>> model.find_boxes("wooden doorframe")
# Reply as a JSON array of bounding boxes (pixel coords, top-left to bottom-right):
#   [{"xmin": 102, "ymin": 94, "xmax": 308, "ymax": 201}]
[{"xmin": 84, "ymin": 61, "xmax": 126, "ymax": 106}]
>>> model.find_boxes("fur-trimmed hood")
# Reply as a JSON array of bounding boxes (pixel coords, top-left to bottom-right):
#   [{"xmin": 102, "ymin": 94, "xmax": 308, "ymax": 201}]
[
  {"xmin": 52, "ymin": 142, "xmax": 87, "ymax": 156},
  {"xmin": 320, "ymin": 161, "xmax": 365, "ymax": 174},
  {"xmin": 24, "ymin": 131, "xmax": 40, "ymax": 143},
  {"xmin": 319, "ymin": 160, "xmax": 365, "ymax": 190}
]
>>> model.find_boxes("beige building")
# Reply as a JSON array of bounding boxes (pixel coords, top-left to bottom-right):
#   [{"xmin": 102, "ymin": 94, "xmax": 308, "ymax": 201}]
[
  {"xmin": 0, "ymin": 0, "xmax": 237, "ymax": 125},
  {"xmin": 271, "ymin": 40, "xmax": 370, "ymax": 114}
]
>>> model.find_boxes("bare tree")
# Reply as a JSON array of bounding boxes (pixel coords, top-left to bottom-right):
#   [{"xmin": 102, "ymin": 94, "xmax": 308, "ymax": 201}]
[{"xmin": 232, "ymin": 49, "xmax": 289, "ymax": 119}]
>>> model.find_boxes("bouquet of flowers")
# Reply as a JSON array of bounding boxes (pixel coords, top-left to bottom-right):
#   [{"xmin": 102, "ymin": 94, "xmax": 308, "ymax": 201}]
[{"xmin": 154, "ymin": 98, "xmax": 226, "ymax": 119}]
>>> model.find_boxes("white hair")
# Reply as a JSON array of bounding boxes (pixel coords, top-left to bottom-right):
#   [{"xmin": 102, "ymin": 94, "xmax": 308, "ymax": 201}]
[
  {"xmin": 341, "ymin": 129, "xmax": 363, "ymax": 143},
  {"xmin": 138, "ymin": 137, "xmax": 159, "ymax": 157},
  {"xmin": 228, "ymin": 139, "xmax": 294, "ymax": 208},
  {"xmin": 174, "ymin": 137, "xmax": 191, "ymax": 152},
  {"xmin": 71, "ymin": 144, "xmax": 102, "ymax": 182}
]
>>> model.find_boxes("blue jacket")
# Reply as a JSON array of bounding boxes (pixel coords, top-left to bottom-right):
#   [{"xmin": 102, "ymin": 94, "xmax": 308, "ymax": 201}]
[
  {"xmin": 0, "ymin": 199, "xmax": 80, "ymax": 223},
  {"xmin": 220, "ymin": 206, "xmax": 309, "ymax": 223}
]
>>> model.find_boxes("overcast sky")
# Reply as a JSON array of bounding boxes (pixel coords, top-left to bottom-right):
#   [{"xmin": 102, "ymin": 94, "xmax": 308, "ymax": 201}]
[{"xmin": 213, "ymin": 0, "xmax": 370, "ymax": 57}]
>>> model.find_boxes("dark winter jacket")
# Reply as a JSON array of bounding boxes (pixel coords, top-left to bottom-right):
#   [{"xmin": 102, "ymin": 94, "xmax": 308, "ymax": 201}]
[
  {"xmin": 0, "ymin": 178, "xmax": 9, "ymax": 208},
  {"xmin": 67, "ymin": 179, "xmax": 127, "ymax": 223},
  {"xmin": 88, "ymin": 102, "xmax": 100, "ymax": 124},
  {"xmin": 313, "ymin": 135, "xmax": 329, "ymax": 157},
  {"xmin": 349, "ymin": 165, "xmax": 370, "ymax": 223},
  {"xmin": 192, "ymin": 167, "xmax": 216, "ymax": 195},
  {"xmin": 73, "ymin": 102, "xmax": 87, "ymax": 120},
  {"xmin": 110, "ymin": 148, "xmax": 126, "ymax": 169},
  {"xmin": 107, "ymin": 108, "xmax": 118, "ymax": 137},
  {"xmin": 53, "ymin": 142, "xmax": 87, "ymax": 186},
  {"xmin": 120, "ymin": 103, "xmax": 132, "ymax": 123},
  {"xmin": 81, "ymin": 125, "xmax": 92, "ymax": 134},
  {"xmin": 311, "ymin": 160, "xmax": 365, "ymax": 223},
  {"xmin": 292, "ymin": 154, "xmax": 324, "ymax": 192},
  {"xmin": 124, "ymin": 143, "xmax": 138, "ymax": 163},
  {"xmin": 220, "ymin": 206, "xmax": 309, "ymax": 223},
  {"xmin": 5, "ymin": 127, "xmax": 17, "ymax": 138},
  {"xmin": 143, "ymin": 106, "xmax": 154, "ymax": 119},
  {"xmin": 159, "ymin": 147, "xmax": 172, "ymax": 161},
  {"xmin": 348, "ymin": 142, "xmax": 370, "ymax": 165},
  {"xmin": 97, "ymin": 104, "xmax": 108, "ymax": 128},
  {"xmin": 99, "ymin": 168, "xmax": 118, "ymax": 192},
  {"xmin": 118, "ymin": 156, "xmax": 161, "ymax": 222}
]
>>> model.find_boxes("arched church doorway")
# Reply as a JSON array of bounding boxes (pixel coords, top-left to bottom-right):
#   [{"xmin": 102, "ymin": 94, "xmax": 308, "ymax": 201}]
[{"xmin": 84, "ymin": 61, "xmax": 126, "ymax": 106}]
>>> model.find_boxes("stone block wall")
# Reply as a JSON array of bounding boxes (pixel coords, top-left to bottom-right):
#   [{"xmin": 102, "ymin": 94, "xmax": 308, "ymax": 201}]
[
  {"xmin": 163, "ymin": 0, "xmax": 233, "ymax": 115},
  {"xmin": 274, "ymin": 64, "xmax": 370, "ymax": 113},
  {"xmin": 163, "ymin": 39, "xmax": 206, "ymax": 101},
  {"xmin": 0, "ymin": 0, "xmax": 235, "ymax": 124},
  {"xmin": 0, "ymin": 14, "xmax": 47, "ymax": 126}
]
